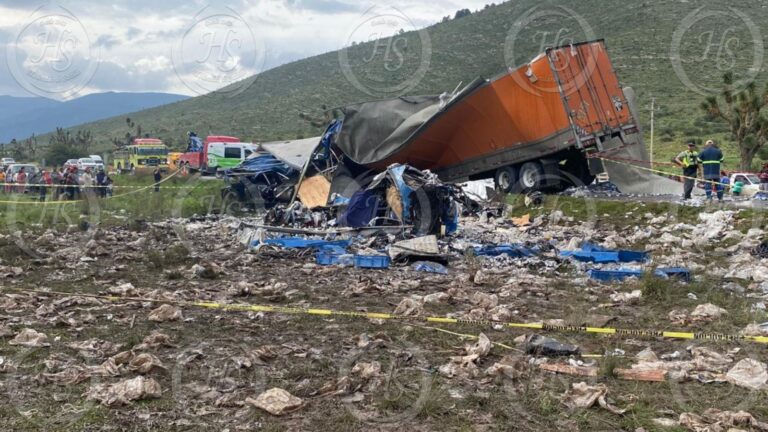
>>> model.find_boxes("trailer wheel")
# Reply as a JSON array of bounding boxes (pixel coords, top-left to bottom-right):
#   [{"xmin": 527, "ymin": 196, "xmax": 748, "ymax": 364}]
[
  {"xmin": 494, "ymin": 166, "xmax": 517, "ymax": 193},
  {"xmin": 518, "ymin": 161, "xmax": 544, "ymax": 191}
]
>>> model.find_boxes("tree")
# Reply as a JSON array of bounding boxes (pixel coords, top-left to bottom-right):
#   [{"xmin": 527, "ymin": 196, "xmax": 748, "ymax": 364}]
[
  {"xmin": 701, "ymin": 72, "xmax": 768, "ymax": 170},
  {"xmin": 45, "ymin": 128, "xmax": 94, "ymax": 166},
  {"xmin": 454, "ymin": 8, "xmax": 471, "ymax": 19},
  {"xmin": 111, "ymin": 117, "xmax": 143, "ymax": 148}
]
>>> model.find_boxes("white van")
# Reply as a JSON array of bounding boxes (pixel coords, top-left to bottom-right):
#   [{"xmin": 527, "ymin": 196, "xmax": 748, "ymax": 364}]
[
  {"xmin": 206, "ymin": 142, "xmax": 261, "ymax": 173},
  {"xmin": 89, "ymin": 155, "xmax": 105, "ymax": 171}
]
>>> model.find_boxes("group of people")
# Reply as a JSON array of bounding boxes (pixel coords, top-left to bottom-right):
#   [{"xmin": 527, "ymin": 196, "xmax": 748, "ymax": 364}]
[
  {"xmin": 674, "ymin": 139, "xmax": 735, "ymax": 202},
  {"xmin": 0, "ymin": 166, "xmax": 114, "ymax": 201},
  {"xmin": 0, "ymin": 167, "xmax": 32, "ymax": 194}
]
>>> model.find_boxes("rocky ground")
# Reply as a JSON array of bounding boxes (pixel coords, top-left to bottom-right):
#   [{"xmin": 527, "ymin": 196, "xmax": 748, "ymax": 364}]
[{"xmin": 1, "ymin": 197, "xmax": 768, "ymax": 431}]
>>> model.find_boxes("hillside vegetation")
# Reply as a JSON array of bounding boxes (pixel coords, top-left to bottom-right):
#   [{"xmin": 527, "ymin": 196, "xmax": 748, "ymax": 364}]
[{"xmin": 38, "ymin": 0, "xmax": 768, "ymax": 167}]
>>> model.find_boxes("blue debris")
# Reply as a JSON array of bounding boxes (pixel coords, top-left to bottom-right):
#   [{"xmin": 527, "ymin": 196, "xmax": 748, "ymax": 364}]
[
  {"xmin": 315, "ymin": 245, "xmax": 349, "ymax": 265},
  {"xmin": 412, "ymin": 261, "xmax": 448, "ymax": 274},
  {"xmin": 588, "ymin": 267, "xmax": 691, "ymax": 282},
  {"xmin": 252, "ymin": 237, "xmax": 351, "ymax": 249},
  {"xmin": 354, "ymin": 255, "xmax": 390, "ymax": 269},
  {"xmin": 560, "ymin": 242, "xmax": 648, "ymax": 263},
  {"xmin": 473, "ymin": 244, "xmax": 537, "ymax": 257}
]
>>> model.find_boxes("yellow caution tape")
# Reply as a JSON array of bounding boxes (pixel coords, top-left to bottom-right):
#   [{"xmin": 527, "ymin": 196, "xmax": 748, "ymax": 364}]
[
  {"xmin": 593, "ymin": 156, "xmax": 731, "ymax": 188},
  {"xmin": 0, "ymin": 170, "xmax": 189, "ymax": 205},
  {"xmin": 7, "ymin": 288, "xmax": 768, "ymax": 345}
]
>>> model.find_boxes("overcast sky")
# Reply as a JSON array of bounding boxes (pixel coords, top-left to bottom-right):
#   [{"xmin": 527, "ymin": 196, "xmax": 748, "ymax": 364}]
[{"xmin": 0, "ymin": 0, "xmax": 490, "ymax": 99}]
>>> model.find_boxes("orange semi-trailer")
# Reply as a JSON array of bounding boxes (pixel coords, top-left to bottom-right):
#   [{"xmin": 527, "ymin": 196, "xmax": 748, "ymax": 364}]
[{"xmin": 337, "ymin": 40, "xmax": 640, "ymax": 191}]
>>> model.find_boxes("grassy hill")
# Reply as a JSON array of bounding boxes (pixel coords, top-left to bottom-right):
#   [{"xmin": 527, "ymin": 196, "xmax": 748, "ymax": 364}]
[{"xmin": 30, "ymin": 0, "xmax": 768, "ymax": 167}]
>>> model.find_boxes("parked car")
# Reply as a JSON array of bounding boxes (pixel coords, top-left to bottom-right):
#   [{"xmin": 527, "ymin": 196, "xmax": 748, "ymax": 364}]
[
  {"xmin": 77, "ymin": 157, "xmax": 98, "ymax": 171},
  {"xmin": 5, "ymin": 164, "xmax": 39, "ymax": 192},
  {"xmin": 729, "ymin": 172, "xmax": 762, "ymax": 197},
  {"xmin": 1, "ymin": 157, "xmax": 15, "ymax": 170},
  {"xmin": 89, "ymin": 155, "xmax": 105, "ymax": 171}
]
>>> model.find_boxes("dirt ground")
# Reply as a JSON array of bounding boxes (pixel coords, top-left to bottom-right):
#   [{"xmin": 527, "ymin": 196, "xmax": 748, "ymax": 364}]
[{"xmin": 1, "ymin": 196, "xmax": 768, "ymax": 431}]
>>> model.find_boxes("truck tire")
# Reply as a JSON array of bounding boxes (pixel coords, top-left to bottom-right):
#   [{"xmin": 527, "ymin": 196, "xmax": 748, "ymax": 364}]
[
  {"xmin": 494, "ymin": 166, "xmax": 517, "ymax": 193},
  {"xmin": 518, "ymin": 161, "xmax": 544, "ymax": 191}
]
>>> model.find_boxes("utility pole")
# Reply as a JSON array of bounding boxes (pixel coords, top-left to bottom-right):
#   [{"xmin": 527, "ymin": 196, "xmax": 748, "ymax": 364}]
[{"xmin": 650, "ymin": 97, "xmax": 655, "ymax": 169}]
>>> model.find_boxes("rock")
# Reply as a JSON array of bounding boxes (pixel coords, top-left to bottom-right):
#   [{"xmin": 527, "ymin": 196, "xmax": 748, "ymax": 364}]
[
  {"xmin": 246, "ymin": 388, "xmax": 303, "ymax": 416},
  {"xmin": 148, "ymin": 304, "xmax": 183, "ymax": 322},
  {"xmin": 86, "ymin": 376, "xmax": 162, "ymax": 406},
  {"xmin": 9, "ymin": 329, "xmax": 50, "ymax": 347}
]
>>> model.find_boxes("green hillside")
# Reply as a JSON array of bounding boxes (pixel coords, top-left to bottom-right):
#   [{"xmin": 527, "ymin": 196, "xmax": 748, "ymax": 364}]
[{"xmin": 34, "ymin": 0, "xmax": 768, "ymax": 166}]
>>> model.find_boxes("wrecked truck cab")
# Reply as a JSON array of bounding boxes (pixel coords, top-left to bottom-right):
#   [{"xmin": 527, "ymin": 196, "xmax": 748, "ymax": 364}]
[
  {"xmin": 219, "ymin": 123, "xmax": 339, "ymax": 211},
  {"xmin": 221, "ymin": 154, "xmax": 297, "ymax": 209},
  {"xmin": 336, "ymin": 164, "xmax": 461, "ymax": 236}
]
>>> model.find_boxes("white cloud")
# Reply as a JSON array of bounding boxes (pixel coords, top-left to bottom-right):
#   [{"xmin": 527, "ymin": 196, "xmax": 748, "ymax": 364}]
[{"xmin": 0, "ymin": 0, "xmax": 492, "ymax": 98}]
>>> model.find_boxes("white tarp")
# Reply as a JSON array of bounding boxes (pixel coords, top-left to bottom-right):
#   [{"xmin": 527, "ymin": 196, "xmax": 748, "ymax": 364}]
[
  {"xmin": 261, "ymin": 137, "xmax": 322, "ymax": 169},
  {"xmin": 460, "ymin": 179, "xmax": 495, "ymax": 201}
]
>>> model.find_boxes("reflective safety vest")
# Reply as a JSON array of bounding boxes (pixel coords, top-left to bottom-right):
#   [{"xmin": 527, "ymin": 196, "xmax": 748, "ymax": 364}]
[{"xmin": 680, "ymin": 151, "xmax": 699, "ymax": 168}]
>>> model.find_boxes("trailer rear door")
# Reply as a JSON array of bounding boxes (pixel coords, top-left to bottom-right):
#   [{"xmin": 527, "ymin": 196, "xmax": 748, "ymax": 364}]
[{"xmin": 547, "ymin": 41, "xmax": 634, "ymax": 147}]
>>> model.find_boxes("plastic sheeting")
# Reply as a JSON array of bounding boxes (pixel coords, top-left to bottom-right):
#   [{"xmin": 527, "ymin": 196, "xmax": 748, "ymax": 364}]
[
  {"xmin": 261, "ymin": 137, "xmax": 322, "ymax": 169},
  {"xmin": 335, "ymin": 95, "xmax": 443, "ymax": 165}
]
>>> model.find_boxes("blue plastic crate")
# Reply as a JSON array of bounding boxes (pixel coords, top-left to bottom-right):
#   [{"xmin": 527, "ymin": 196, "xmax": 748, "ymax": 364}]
[
  {"xmin": 618, "ymin": 251, "xmax": 649, "ymax": 263},
  {"xmin": 562, "ymin": 248, "xmax": 647, "ymax": 263},
  {"xmin": 354, "ymin": 255, "xmax": 390, "ymax": 269},
  {"xmin": 572, "ymin": 251, "xmax": 620, "ymax": 263},
  {"xmin": 316, "ymin": 251, "xmax": 341, "ymax": 266}
]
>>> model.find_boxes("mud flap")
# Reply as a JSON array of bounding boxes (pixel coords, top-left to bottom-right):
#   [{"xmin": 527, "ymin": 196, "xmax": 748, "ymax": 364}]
[{"xmin": 540, "ymin": 159, "xmax": 563, "ymax": 188}]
